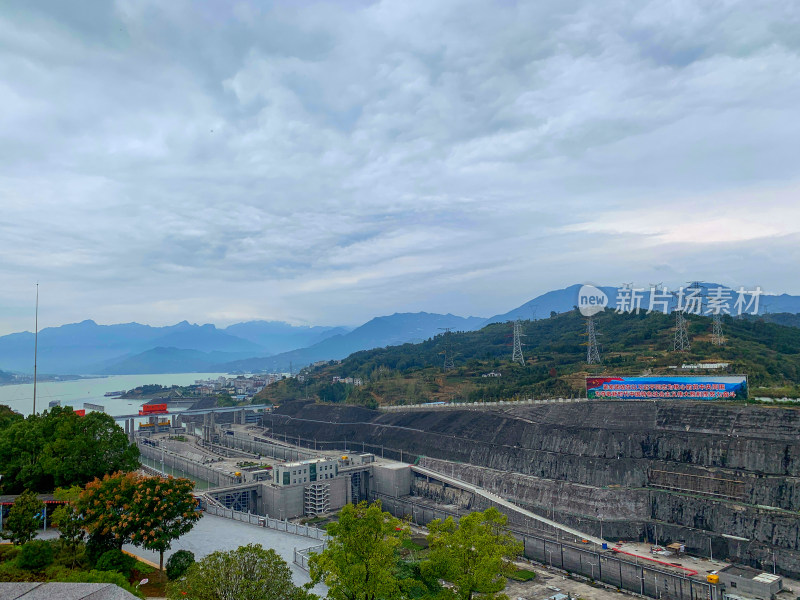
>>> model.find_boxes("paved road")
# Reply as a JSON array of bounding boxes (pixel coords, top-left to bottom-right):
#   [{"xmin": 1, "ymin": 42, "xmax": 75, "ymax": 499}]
[{"xmin": 123, "ymin": 514, "xmax": 327, "ymax": 595}]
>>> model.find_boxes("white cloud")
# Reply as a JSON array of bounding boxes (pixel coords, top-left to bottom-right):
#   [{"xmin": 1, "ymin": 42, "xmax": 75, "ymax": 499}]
[{"xmin": 0, "ymin": 0, "xmax": 799, "ymax": 334}]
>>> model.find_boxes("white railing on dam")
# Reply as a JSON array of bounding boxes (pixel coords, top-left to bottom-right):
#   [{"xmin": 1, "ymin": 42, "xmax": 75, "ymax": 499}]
[
  {"xmin": 293, "ymin": 543, "xmax": 326, "ymax": 571},
  {"xmin": 199, "ymin": 500, "xmax": 329, "ymax": 543},
  {"xmin": 137, "ymin": 441, "xmax": 240, "ymax": 488},
  {"xmin": 379, "ymin": 397, "xmax": 585, "ymax": 412}
]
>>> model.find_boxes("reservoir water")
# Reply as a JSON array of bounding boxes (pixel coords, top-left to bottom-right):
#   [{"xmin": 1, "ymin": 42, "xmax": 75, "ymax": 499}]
[{"xmin": 0, "ymin": 372, "xmax": 226, "ymax": 416}]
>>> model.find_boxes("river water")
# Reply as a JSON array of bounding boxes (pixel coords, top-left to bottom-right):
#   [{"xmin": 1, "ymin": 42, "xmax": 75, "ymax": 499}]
[{"xmin": 0, "ymin": 372, "xmax": 226, "ymax": 416}]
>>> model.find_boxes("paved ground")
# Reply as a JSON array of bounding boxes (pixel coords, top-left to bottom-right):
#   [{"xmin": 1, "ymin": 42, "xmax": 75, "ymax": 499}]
[
  {"xmin": 505, "ymin": 561, "xmax": 629, "ymax": 600},
  {"xmin": 123, "ymin": 513, "xmax": 327, "ymax": 596}
]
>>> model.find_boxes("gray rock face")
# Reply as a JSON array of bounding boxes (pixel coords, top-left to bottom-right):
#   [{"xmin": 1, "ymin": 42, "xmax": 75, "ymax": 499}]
[{"xmin": 273, "ymin": 400, "xmax": 800, "ymax": 576}]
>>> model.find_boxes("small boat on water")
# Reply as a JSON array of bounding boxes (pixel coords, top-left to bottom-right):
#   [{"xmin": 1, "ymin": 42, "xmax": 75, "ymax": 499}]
[{"xmin": 104, "ymin": 390, "xmax": 126, "ymax": 397}]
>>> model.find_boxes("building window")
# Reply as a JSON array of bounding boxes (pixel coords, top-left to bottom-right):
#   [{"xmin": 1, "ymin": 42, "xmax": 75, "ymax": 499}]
[{"xmin": 730, "ymin": 582, "xmax": 737, "ymax": 589}]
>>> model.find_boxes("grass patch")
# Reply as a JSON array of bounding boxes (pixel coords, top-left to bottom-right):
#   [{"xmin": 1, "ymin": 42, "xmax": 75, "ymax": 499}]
[
  {"xmin": 508, "ymin": 568, "xmax": 536, "ymax": 581},
  {"xmin": 401, "ymin": 539, "xmax": 424, "ymax": 551}
]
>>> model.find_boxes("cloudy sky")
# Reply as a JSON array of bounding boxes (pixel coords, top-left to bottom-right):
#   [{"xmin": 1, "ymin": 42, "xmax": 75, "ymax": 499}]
[{"xmin": 1, "ymin": 1, "xmax": 799, "ymax": 335}]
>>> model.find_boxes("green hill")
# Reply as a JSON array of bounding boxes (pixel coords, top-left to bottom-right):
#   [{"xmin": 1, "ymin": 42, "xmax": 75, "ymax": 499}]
[{"xmin": 255, "ymin": 310, "xmax": 800, "ymax": 407}]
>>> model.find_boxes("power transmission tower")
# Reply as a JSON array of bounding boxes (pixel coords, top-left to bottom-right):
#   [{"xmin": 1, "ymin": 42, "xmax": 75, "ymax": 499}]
[
  {"xmin": 439, "ymin": 327, "xmax": 455, "ymax": 371},
  {"xmin": 712, "ymin": 313, "xmax": 725, "ymax": 345},
  {"xmin": 586, "ymin": 316, "xmax": 600, "ymax": 364},
  {"xmin": 511, "ymin": 319, "xmax": 525, "ymax": 365},
  {"xmin": 672, "ymin": 298, "xmax": 691, "ymax": 352}
]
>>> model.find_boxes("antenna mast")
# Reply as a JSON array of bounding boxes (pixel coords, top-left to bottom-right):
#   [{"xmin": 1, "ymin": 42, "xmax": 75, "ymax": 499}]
[{"xmin": 33, "ymin": 283, "xmax": 39, "ymax": 415}]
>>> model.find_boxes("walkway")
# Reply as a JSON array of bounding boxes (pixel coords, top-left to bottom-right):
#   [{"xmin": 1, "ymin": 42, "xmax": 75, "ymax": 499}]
[
  {"xmin": 411, "ymin": 464, "xmax": 606, "ymax": 546},
  {"xmin": 123, "ymin": 513, "xmax": 327, "ymax": 595}
]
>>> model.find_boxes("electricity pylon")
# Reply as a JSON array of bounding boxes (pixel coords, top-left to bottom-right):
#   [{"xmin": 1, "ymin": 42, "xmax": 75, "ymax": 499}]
[
  {"xmin": 674, "ymin": 311, "xmax": 690, "ymax": 352},
  {"xmin": 673, "ymin": 304, "xmax": 691, "ymax": 352},
  {"xmin": 439, "ymin": 327, "xmax": 455, "ymax": 371},
  {"xmin": 511, "ymin": 319, "xmax": 525, "ymax": 365},
  {"xmin": 586, "ymin": 316, "xmax": 600, "ymax": 364},
  {"xmin": 712, "ymin": 313, "xmax": 725, "ymax": 346}
]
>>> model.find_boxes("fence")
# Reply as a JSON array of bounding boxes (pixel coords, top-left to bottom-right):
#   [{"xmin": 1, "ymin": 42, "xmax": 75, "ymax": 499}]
[
  {"xmin": 218, "ymin": 433, "xmax": 318, "ymax": 463},
  {"xmin": 293, "ymin": 543, "xmax": 326, "ymax": 571},
  {"xmin": 137, "ymin": 441, "xmax": 239, "ymax": 488},
  {"xmin": 379, "ymin": 398, "xmax": 586, "ymax": 412},
  {"xmin": 201, "ymin": 502, "xmax": 328, "ymax": 542},
  {"xmin": 225, "ymin": 429, "xmax": 423, "ymax": 466},
  {"xmin": 374, "ymin": 493, "xmax": 713, "ymax": 600}
]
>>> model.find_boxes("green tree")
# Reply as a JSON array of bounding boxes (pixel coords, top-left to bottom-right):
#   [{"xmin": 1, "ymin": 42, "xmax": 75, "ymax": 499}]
[
  {"xmin": 167, "ymin": 543, "xmax": 314, "ymax": 600},
  {"xmin": 422, "ymin": 507, "xmax": 523, "ymax": 600},
  {"xmin": 309, "ymin": 500, "xmax": 409, "ymax": 600},
  {"xmin": 51, "ymin": 502, "xmax": 85, "ymax": 567},
  {"xmin": 79, "ymin": 471, "xmax": 201, "ymax": 570},
  {"xmin": 78, "ymin": 471, "xmax": 139, "ymax": 549},
  {"xmin": 126, "ymin": 474, "xmax": 201, "ymax": 570},
  {"xmin": 0, "ymin": 404, "xmax": 22, "ymax": 430},
  {"xmin": 0, "ymin": 490, "xmax": 44, "ymax": 545},
  {"xmin": 0, "ymin": 407, "xmax": 139, "ymax": 494}
]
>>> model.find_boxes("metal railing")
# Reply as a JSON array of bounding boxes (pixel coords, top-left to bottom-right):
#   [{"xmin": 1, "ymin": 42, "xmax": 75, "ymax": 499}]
[
  {"xmin": 379, "ymin": 398, "xmax": 581, "ymax": 411},
  {"xmin": 200, "ymin": 502, "xmax": 328, "ymax": 542},
  {"xmin": 294, "ymin": 543, "xmax": 326, "ymax": 571},
  {"xmin": 137, "ymin": 441, "xmax": 239, "ymax": 488}
]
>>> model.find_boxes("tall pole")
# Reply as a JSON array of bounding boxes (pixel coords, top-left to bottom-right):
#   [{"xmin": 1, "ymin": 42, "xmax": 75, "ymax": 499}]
[{"xmin": 33, "ymin": 283, "xmax": 39, "ymax": 415}]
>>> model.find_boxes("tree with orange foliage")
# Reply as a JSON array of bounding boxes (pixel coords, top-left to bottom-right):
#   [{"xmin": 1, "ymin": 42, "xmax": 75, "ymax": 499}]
[{"xmin": 79, "ymin": 471, "xmax": 202, "ymax": 570}]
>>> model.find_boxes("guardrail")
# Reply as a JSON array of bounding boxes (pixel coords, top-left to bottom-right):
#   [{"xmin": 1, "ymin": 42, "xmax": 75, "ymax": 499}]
[
  {"xmin": 378, "ymin": 398, "xmax": 586, "ymax": 411},
  {"xmin": 201, "ymin": 502, "xmax": 328, "ymax": 542},
  {"xmin": 137, "ymin": 441, "xmax": 240, "ymax": 488},
  {"xmin": 293, "ymin": 543, "xmax": 326, "ymax": 571}
]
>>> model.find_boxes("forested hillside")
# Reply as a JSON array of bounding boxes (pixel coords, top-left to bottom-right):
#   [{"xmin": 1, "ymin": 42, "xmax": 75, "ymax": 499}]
[{"xmin": 255, "ymin": 310, "xmax": 800, "ymax": 407}]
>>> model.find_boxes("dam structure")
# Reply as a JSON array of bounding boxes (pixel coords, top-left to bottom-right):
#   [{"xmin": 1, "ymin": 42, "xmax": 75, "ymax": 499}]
[{"xmin": 262, "ymin": 399, "xmax": 800, "ymax": 579}]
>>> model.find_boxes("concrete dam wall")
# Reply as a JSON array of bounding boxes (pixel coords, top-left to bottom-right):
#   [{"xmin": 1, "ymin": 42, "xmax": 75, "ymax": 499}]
[{"xmin": 271, "ymin": 400, "xmax": 800, "ymax": 576}]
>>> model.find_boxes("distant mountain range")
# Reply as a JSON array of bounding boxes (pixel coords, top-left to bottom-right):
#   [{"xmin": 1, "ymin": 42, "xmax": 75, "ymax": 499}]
[
  {"xmin": 217, "ymin": 312, "xmax": 485, "ymax": 373},
  {"xmin": 1, "ymin": 283, "xmax": 798, "ymax": 376}
]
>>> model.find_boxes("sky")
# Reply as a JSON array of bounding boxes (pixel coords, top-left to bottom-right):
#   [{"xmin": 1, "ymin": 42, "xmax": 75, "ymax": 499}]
[{"xmin": 1, "ymin": 0, "xmax": 799, "ymax": 335}]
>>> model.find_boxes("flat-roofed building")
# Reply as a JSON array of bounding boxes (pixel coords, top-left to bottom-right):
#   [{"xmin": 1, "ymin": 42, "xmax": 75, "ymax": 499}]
[
  {"xmin": 718, "ymin": 565, "xmax": 783, "ymax": 600},
  {"xmin": 274, "ymin": 457, "xmax": 339, "ymax": 487}
]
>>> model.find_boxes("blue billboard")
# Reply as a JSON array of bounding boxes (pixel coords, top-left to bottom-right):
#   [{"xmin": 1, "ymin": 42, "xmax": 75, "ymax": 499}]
[{"xmin": 586, "ymin": 375, "xmax": 747, "ymax": 400}]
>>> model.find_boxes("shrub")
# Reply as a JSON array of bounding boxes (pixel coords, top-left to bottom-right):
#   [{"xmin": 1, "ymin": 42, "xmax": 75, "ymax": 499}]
[
  {"xmin": 0, "ymin": 545, "xmax": 21, "ymax": 562},
  {"xmin": 0, "ymin": 560, "xmax": 37, "ymax": 581},
  {"xmin": 62, "ymin": 569, "xmax": 145, "ymax": 599},
  {"xmin": 132, "ymin": 558, "xmax": 155, "ymax": 576},
  {"xmin": 95, "ymin": 549, "xmax": 136, "ymax": 578},
  {"xmin": 85, "ymin": 532, "xmax": 120, "ymax": 566},
  {"xmin": 166, "ymin": 549, "xmax": 195, "ymax": 580},
  {"xmin": 17, "ymin": 539, "xmax": 54, "ymax": 571}
]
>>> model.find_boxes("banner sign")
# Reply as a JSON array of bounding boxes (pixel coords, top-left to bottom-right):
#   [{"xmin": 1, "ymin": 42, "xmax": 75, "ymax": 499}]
[{"xmin": 586, "ymin": 376, "xmax": 747, "ymax": 400}]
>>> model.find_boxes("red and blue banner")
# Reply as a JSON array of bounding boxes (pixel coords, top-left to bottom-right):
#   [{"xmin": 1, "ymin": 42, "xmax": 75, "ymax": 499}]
[{"xmin": 586, "ymin": 376, "xmax": 748, "ymax": 400}]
